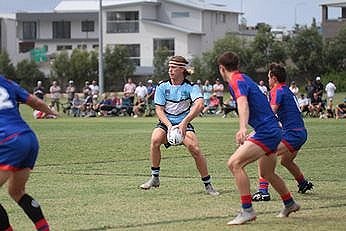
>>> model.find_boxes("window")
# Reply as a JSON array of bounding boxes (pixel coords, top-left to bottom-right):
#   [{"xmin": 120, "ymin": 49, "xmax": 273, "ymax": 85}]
[
  {"xmin": 77, "ymin": 44, "xmax": 87, "ymax": 49},
  {"xmin": 106, "ymin": 11, "xmax": 139, "ymax": 33},
  {"xmin": 153, "ymin": 39, "xmax": 175, "ymax": 56},
  {"xmin": 171, "ymin": 12, "xmax": 190, "ymax": 18},
  {"xmin": 23, "ymin": 21, "xmax": 37, "ymax": 40},
  {"xmin": 124, "ymin": 44, "xmax": 140, "ymax": 66},
  {"xmin": 53, "ymin": 21, "xmax": 71, "ymax": 39},
  {"xmin": 216, "ymin": 13, "xmax": 226, "ymax": 24},
  {"xmin": 57, "ymin": 45, "xmax": 73, "ymax": 51},
  {"xmin": 92, "ymin": 44, "xmax": 99, "ymax": 49},
  {"xmin": 81, "ymin": 21, "xmax": 95, "ymax": 32}
]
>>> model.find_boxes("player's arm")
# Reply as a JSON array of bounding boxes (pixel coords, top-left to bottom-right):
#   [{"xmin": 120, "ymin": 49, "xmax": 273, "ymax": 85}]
[
  {"xmin": 155, "ymin": 105, "xmax": 172, "ymax": 128},
  {"xmin": 236, "ymin": 95, "xmax": 249, "ymax": 145},
  {"xmin": 180, "ymin": 98, "xmax": 204, "ymax": 134},
  {"xmin": 26, "ymin": 94, "xmax": 58, "ymax": 116}
]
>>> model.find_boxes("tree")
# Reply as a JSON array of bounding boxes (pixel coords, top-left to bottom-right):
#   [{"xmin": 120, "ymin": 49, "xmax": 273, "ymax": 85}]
[
  {"xmin": 324, "ymin": 25, "xmax": 346, "ymax": 72},
  {"xmin": 15, "ymin": 59, "xmax": 44, "ymax": 91},
  {"xmin": 104, "ymin": 45, "xmax": 135, "ymax": 91},
  {"xmin": 0, "ymin": 51, "xmax": 16, "ymax": 79},
  {"xmin": 70, "ymin": 49, "xmax": 93, "ymax": 89},
  {"xmin": 288, "ymin": 19, "xmax": 324, "ymax": 78},
  {"xmin": 51, "ymin": 50, "xmax": 72, "ymax": 85},
  {"xmin": 152, "ymin": 47, "xmax": 170, "ymax": 82}
]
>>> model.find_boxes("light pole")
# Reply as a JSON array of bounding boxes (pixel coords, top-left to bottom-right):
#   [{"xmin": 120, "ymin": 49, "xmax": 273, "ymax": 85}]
[
  {"xmin": 98, "ymin": 0, "xmax": 104, "ymax": 94},
  {"xmin": 294, "ymin": 2, "xmax": 306, "ymax": 26}
]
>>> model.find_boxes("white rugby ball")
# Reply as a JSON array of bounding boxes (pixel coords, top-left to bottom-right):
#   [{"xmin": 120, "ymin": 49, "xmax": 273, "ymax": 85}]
[{"xmin": 167, "ymin": 127, "xmax": 184, "ymax": 146}]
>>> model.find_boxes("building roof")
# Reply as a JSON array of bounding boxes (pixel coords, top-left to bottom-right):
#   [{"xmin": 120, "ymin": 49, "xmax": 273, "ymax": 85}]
[
  {"xmin": 142, "ymin": 19, "xmax": 204, "ymax": 34},
  {"xmin": 320, "ymin": 0, "xmax": 346, "ymax": 7},
  {"xmin": 54, "ymin": 0, "xmax": 238, "ymax": 13}
]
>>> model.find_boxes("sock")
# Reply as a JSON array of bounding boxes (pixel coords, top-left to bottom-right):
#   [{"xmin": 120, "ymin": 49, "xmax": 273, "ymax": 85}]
[
  {"xmin": 17, "ymin": 194, "xmax": 50, "ymax": 231},
  {"xmin": 241, "ymin": 195, "xmax": 252, "ymax": 210},
  {"xmin": 0, "ymin": 204, "xmax": 12, "ymax": 231},
  {"xmin": 258, "ymin": 177, "xmax": 269, "ymax": 194},
  {"xmin": 295, "ymin": 174, "xmax": 306, "ymax": 186},
  {"xmin": 281, "ymin": 192, "xmax": 294, "ymax": 207},
  {"xmin": 201, "ymin": 175, "xmax": 211, "ymax": 186},
  {"xmin": 151, "ymin": 167, "xmax": 160, "ymax": 177}
]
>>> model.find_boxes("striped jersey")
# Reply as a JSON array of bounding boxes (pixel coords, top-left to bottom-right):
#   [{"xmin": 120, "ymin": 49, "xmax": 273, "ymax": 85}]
[{"xmin": 154, "ymin": 79, "xmax": 203, "ymax": 125}]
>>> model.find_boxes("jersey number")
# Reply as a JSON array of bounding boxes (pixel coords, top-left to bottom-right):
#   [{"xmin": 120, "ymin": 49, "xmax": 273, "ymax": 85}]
[{"xmin": 0, "ymin": 86, "xmax": 14, "ymax": 110}]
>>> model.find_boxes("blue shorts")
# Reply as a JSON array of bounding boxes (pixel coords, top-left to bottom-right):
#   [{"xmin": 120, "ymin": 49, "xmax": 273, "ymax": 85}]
[
  {"xmin": 282, "ymin": 128, "xmax": 307, "ymax": 153},
  {"xmin": 247, "ymin": 128, "xmax": 282, "ymax": 155},
  {"xmin": 0, "ymin": 132, "xmax": 39, "ymax": 171}
]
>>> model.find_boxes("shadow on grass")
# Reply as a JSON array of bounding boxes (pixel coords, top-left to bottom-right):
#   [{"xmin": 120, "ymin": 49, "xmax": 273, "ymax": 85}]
[{"xmin": 74, "ymin": 203, "xmax": 346, "ymax": 231}]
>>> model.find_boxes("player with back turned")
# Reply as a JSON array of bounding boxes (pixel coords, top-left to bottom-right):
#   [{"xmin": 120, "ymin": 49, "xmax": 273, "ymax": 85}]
[
  {"xmin": 252, "ymin": 63, "xmax": 313, "ymax": 202},
  {"xmin": 217, "ymin": 51, "xmax": 300, "ymax": 225},
  {"xmin": 0, "ymin": 74, "xmax": 58, "ymax": 230}
]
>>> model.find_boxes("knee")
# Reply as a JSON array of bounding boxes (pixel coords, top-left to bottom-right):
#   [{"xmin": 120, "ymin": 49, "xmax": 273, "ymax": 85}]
[{"xmin": 227, "ymin": 158, "xmax": 241, "ymax": 174}]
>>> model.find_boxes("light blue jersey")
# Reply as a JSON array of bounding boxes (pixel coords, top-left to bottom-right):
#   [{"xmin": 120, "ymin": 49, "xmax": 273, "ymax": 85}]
[{"xmin": 155, "ymin": 79, "xmax": 203, "ymax": 125}]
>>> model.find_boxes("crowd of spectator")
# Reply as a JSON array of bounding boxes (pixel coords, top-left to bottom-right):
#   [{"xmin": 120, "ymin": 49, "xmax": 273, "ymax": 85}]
[{"xmin": 31, "ymin": 75, "xmax": 344, "ymax": 120}]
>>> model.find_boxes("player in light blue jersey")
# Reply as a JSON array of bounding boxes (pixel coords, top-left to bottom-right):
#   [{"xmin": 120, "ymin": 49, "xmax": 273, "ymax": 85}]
[
  {"xmin": 0, "ymin": 75, "xmax": 57, "ymax": 231},
  {"xmin": 140, "ymin": 56, "xmax": 219, "ymax": 196}
]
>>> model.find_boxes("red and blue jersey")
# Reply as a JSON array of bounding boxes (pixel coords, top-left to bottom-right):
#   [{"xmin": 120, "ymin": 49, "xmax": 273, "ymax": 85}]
[
  {"xmin": 0, "ymin": 75, "xmax": 32, "ymax": 140},
  {"xmin": 228, "ymin": 72, "xmax": 279, "ymax": 132},
  {"xmin": 270, "ymin": 83, "xmax": 305, "ymax": 130}
]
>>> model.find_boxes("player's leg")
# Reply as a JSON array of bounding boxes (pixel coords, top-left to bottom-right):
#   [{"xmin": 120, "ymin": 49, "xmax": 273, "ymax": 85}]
[
  {"xmin": 184, "ymin": 131, "xmax": 219, "ymax": 196},
  {"xmin": 258, "ymin": 155, "xmax": 300, "ymax": 218},
  {"xmin": 0, "ymin": 171, "xmax": 12, "ymax": 230},
  {"xmin": 140, "ymin": 127, "xmax": 166, "ymax": 189},
  {"xmin": 227, "ymin": 141, "xmax": 265, "ymax": 225},
  {"xmin": 8, "ymin": 168, "xmax": 49, "ymax": 231}
]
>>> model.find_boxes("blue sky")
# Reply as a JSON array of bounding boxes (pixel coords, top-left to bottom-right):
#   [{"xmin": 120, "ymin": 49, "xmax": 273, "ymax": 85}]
[{"xmin": 0, "ymin": 0, "xmax": 335, "ymax": 29}]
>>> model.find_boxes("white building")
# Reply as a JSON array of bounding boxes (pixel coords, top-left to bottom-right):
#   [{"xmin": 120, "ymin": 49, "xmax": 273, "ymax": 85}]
[
  {"xmin": 15, "ymin": 0, "xmax": 240, "ymax": 75},
  {"xmin": 0, "ymin": 14, "xmax": 17, "ymax": 63}
]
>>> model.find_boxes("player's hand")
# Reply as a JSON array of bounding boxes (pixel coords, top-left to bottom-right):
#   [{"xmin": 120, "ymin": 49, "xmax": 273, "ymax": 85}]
[{"xmin": 235, "ymin": 128, "xmax": 247, "ymax": 145}]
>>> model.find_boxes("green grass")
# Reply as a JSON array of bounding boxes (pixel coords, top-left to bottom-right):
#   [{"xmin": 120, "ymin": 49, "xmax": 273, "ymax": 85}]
[{"xmin": 1, "ymin": 96, "xmax": 346, "ymax": 230}]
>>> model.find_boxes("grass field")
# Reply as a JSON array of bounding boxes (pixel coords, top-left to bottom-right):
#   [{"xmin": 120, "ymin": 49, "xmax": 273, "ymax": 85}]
[{"xmin": 1, "ymin": 96, "xmax": 346, "ymax": 230}]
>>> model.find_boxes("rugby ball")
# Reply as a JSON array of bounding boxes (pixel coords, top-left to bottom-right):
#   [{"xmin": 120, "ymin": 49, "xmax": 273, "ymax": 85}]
[{"xmin": 167, "ymin": 127, "xmax": 184, "ymax": 146}]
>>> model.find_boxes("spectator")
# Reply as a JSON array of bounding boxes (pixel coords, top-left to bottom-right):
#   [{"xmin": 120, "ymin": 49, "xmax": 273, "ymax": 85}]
[
  {"xmin": 320, "ymin": 99, "xmax": 334, "ymax": 119},
  {"xmin": 222, "ymin": 95, "xmax": 238, "ymax": 118},
  {"xmin": 33, "ymin": 109, "xmax": 57, "ymax": 119},
  {"xmin": 308, "ymin": 92, "xmax": 323, "ymax": 117},
  {"xmin": 213, "ymin": 78, "xmax": 224, "ymax": 114},
  {"xmin": 298, "ymin": 94, "xmax": 309, "ymax": 115},
  {"xmin": 325, "ymin": 80, "xmax": 336, "ymax": 101},
  {"xmin": 71, "ymin": 94, "xmax": 82, "ymax": 117},
  {"xmin": 305, "ymin": 79, "xmax": 314, "ymax": 100},
  {"xmin": 123, "ymin": 78, "xmax": 136, "ymax": 105},
  {"xmin": 202, "ymin": 80, "xmax": 213, "ymax": 107},
  {"xmin": 49, "ymin": 81, "xmax": 61, "ymax": 112},
  {"xmin": 335, "ymin": 98, "xmax": 346, "ymax": 119},
  {"xmin": 201, "ymin": 93, "xmax": 219, "ymax": 115},
  {"xmin": 96, "ymin": 93, "xmax": 113, "ymax": 116},
  {"xmin": 133, "ymin": 98, "xmax": 146, "ymax": 118},
  {"xmin": 145, "ymin": 80, "xmax": 156, "ymax": 116},
  {"xmin": 289, "ymin": 81, "xmax": 299, "ymax": 96},
  {"xmin": 33, "ymin": 80, "xmax": 45, "ymax": 100},
  {"xmin": 89, "ymin": 80, "xmax": 100, "ymax": 97},
  {"xmin": 82, "ymin": 81, "xmax": 91, "ymax": 98},
  {"xmin": 258, "ymin": 80, "xmax": 268, "ymax": 96},
  {"xmin": 134, "ymin": 81, "xmax": 148, "ymax": 101},
  {"xmin": 66, "ymin": 80, "xmax": 76, "ymax": 104},
  {"xmin": 196, "ymin": 79, "xmax": 203, "ymax": 93},
  {"xmin": 312, "ymin": 76, "xmax": 324, "ymax": 99}
]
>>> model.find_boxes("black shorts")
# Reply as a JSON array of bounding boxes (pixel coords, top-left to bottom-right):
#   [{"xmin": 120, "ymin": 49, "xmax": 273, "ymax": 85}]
[{"xmin": 155, "ymin": 121, "xmax": 195, "ymax": 148}]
